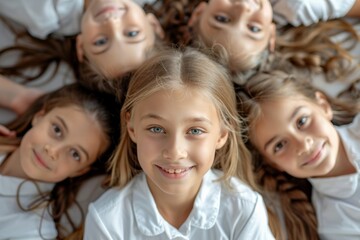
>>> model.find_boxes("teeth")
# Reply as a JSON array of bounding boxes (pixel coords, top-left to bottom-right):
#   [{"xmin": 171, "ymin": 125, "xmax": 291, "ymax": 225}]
[{"xmin": 162, "ymin": 168, "xmax": 188, "ymax": 174}]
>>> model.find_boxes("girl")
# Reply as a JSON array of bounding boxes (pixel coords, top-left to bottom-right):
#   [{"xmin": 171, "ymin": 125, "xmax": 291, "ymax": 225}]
[
  {"xmin": 0, "ymin": 0, "xmax": 164, "ymax": 120},
  {"xmin": 83, "ymin": 47, "xmax": 275, "ymax": 239},
  {"xmin": 237, "ymin": 70, "xmax": 360, "ymax": 240},
  {"xmin": 150, "ymin": 0, "xmax": 360, "ymax": 98},
  {"xmin": 0, "ymin": 83, "xmax": 121, "ymax": 239}
]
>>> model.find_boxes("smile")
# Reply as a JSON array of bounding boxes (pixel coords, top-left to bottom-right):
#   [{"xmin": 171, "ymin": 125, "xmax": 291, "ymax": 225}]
[
  {"xmin": 33, "ymin": 150, "xmax": 51, "ymax": 170},
  {"xmin": 156, "ymin": 165, "xmax": 194, "ymax": 178},
  {"xmin": 161, "ymin": 168, "xmax": 190, "ymax": 174},
  {"xmin": 95, "ymin": 6, "xmax": 125, "ymax": 18},
  {"xmin": 301, "ymin": 142, "xmax": 325, "ymax": 166}
]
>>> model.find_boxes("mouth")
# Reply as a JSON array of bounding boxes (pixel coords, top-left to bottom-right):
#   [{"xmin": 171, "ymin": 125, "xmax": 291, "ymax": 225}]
[
  {"xmin": 33, "ymin": 150, "xmax": 51, "ymax": 170},
  {"xmin": 301, "ymin": 142, "xmax": 325, "ymax": 166},
  {"xmin": 156, "ymin": 165, "xmax": 194, "ymax": 177},
  {"xmin": 95, "ymin": 6, "xmax": 125, "ymax": 18}
]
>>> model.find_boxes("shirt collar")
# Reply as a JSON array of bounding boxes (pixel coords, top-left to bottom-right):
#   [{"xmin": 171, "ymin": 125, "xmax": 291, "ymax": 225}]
[
  {"xmin": 132, "ymin": 170, "xmax": 221, "ymax": 237},
  {"xmin": 0, "ymin": 154, "xmax": 54, "ymax": 196}
]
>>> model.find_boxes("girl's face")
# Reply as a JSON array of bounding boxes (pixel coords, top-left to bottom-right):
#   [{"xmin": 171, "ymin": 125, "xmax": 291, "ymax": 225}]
[
  {"xmin": 249, "ymin": 93, "xmax": 344, "ymax": 178},
  {"xmin": 77, "ymin": 0, "xmax": 163, "ymax": 78},
  {"xmin": 127, "ymin": 89, "xmax": 228, "ymax": 198},
  {"xmin": 18, "ymin": 105, "xmax": 109, "ymax": 182},
  {"xmin": 190, "ymin": 0, "xmax": 275, "ymax": 69}
]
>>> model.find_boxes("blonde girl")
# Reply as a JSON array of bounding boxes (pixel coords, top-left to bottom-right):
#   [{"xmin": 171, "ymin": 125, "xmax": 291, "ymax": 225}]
[
  {"xmin": 83, "ymin": 47, "xmax": 275, "ymax": 239},
  {"xmin": 237, "ymin": 70, "xmax": 360, "ymax": 240}
]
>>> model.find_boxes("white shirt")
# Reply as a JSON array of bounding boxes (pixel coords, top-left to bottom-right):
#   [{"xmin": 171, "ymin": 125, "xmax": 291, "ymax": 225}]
[
  {"xmin": 84, "ymin": 169, "xmax": 275, "ymax": 240},
  {"xmin": 271, "ymin": 0, "xmax": 356, "ymax": 27},
  {"xmin": 308, "ymin": 114, "xmax": 360, "ymax": 240},
  {"xmin": 0, "ymin": 155, "xmax": 56, "ymax": 239},
  {"xmin": 0, "ymin": 0, "xmax": 84, "ymax": 39}
]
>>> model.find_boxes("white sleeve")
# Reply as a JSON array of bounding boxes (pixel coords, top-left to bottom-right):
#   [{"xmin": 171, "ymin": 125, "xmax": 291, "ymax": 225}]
[
  {"xmin": 0, "ymin": 0, "xmax": 82, "ymax": 39},
  {"xmin": 234, "ymin": 194, "xmax": 275, "ymax": 239},
  {"xmin": 272, "ymin": 0, "xmax": 357, "ymax": 27},
  {"xmin": 84, "ymin": 204, "xmax": 115, "ymax": 240}
]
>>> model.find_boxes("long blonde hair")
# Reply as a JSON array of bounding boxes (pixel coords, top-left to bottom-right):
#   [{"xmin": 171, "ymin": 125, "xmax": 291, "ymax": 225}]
[{"xmin": 109, "ymin": 47, "xmax": 256, "ymax": 191}]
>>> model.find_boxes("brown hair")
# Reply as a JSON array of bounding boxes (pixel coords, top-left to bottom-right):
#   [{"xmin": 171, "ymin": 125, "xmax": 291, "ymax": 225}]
[
  {"xmin": 236, "ymin": 70, "xmax": 360, "ymax": 240},
  {"xmin": 0, "ymin": 17, "xmax": 163, "ymax": 96},
  {"xmin": 1, "ymin": 83, "xmax": 121, "ymax": 239}
]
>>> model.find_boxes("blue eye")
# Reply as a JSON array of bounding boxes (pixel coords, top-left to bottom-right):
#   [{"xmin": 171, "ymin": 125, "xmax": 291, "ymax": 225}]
[
  {"xmin": 149, "ymin": 127, "xmax": 165, "ymax": 134},
  {"xmin": 188, "ymin": 128, "xmax": 204, "ymax": 135},
  {"xmin": 248, "ymin": 25, "xmax": 261, "ymax": 33},
  {"xmin": 94, "ymin": 37, "xmax": 108, "ymax": 46},
  {"xmin": 70, "ymin": 149, "xmax": 81, "ymax": 161},
  {"xmin": 215, "ymin": 15, "xmax": 230, "ymax": 23},
  {"xmin": 126, "ymin": 30, "xmax": 139, "ymax": 37}
]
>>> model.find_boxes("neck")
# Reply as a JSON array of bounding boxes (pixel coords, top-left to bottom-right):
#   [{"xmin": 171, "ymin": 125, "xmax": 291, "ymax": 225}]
[
  {"xmin": 0, "ymin": 148, "xmax": 28, "ymax": 179},
  {"xmin": 146, "ymin": 178, "xmax": 199, "ymax": 229},
  {"xmin": 325, "ymin": 137, "xmax": 355, "ymax": 177}
]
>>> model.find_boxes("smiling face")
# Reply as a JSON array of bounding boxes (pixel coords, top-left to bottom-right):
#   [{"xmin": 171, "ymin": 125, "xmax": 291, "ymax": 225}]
[
  {"xmin": 127, "ymin": 88, "xmax": 228, "ymax": 198},
  {"xmin": 17, "ymin": 105, "xmax": 109, "ymax": 182},
  {"xmin": 249, "ymin": 93, "xmax": 346, "ymax": 178},
  {"xmin": 77, "ymin": 0, "xmax": 163, "ymax": 77},
  {"xmin": 190, "ymin": 0, "xmax": 275, "ymax": 70}
]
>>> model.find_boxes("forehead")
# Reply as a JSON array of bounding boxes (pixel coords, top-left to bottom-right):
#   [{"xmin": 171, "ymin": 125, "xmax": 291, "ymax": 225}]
[{"xmin": 132, "ymin": 88, "xmax": 220, "ymax": 121}]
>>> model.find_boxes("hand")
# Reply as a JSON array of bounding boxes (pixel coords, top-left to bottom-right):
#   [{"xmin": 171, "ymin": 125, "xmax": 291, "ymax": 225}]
[{"xmin": 0, "ymin": 125, "xmax": 16, "ymax": 137}]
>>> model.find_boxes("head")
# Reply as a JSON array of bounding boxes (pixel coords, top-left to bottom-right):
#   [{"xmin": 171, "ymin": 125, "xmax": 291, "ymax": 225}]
[
  {"xmin": 76, "ymin": 0, "xmax": 165, "ymax": 78},
  {"xmin": 4, "ymin": 84, "xmax": 120, "ymax": 183},
  {"xmin": 237, "ymin": 71, "xmax": 359, "ymax": 179},
  {"xmin": 189, "ymin": 0, "xmax": 276, "ymax": 72},
  {"xmin": 110, "ymin": 47, "xmax": 253, "ymax": 193}
]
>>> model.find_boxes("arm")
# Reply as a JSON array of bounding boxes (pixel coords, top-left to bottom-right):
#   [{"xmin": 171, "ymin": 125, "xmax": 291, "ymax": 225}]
[
  {"xmin": 0, "ymin": 75, "xmax": 43, "ymax": 115},
  {"xmin": 272, "ymin": 0, "xmax": 358, "ymax": 27}
]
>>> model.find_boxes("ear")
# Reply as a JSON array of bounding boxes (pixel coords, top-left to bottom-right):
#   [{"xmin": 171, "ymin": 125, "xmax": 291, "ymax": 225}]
[
  {"xmin": 315, "ymin": 91, "xmax": 333, "ymax": 120},
  {"xmin": 216, "ymin": 128, "xmax": 229, "ymax": 150},
  {"xmin": 268, "ymin": 23, "xmax": 276, "ymax": 52},
  {"xmin": 147, "ymin": 13, "xmax": 165, "ymax": 39},
  {"xmin": 70, "ymin": 166, "xmax": 91, "ymax": 177},
  {"xmin": 76, "ymin": 34, "xmax": 84, "ymax": 62},
  {"xmin": 126, "ymin": 112, "xmax": 137, "ymax": 143},
  {"xmin": 188, "ymin": 2, "xmax": 207, "ymax": 27},
  {"xmin": 31, "ymin": 109, "xmax": 45, "ymax": 126}
]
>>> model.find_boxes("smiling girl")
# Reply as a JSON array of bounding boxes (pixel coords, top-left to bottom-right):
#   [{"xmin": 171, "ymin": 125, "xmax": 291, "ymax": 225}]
[
  {"xmin": 83, "ymin": 47, "xmax": 275, "ymax": 239},
  {"xmin": 0, "ymin": 0, "xmax": 164, "ymax": 120},
  {"xmin": 237, "ymin": 70, "xmax": 360, "ymax": 240},
  {"xmin": 0, "ymin": 83, "xmax": 120, "ymax": 239}
]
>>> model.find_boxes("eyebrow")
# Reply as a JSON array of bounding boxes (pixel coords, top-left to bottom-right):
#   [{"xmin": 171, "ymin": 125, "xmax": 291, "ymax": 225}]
[
  {"xmin": 56, "ymin": 115, "xmax": 90, "ymax": 161},
  {"xmin": 92, "ymin": 36, "xmax": 147, "ymax": 55},
  {"xmin": 207, "ymin": 20, "xmax": 264, "ymax": 41},
  {"xmin": 263, "ymin": 106, "xmax": 303, "ymax": 151},
  {"xmin": 140, "ymin": 113, "xmax": 213, "ymax": 125}
]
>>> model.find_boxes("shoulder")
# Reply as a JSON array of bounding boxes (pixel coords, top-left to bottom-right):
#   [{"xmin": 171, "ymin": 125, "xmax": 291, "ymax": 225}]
[
  {"xmin": 210, "ymin": 169, "xmax": 263, "ymax": 213},
  {"xmin": 89, "ymin": 174, "xmax": 142, "ymax": 218}
]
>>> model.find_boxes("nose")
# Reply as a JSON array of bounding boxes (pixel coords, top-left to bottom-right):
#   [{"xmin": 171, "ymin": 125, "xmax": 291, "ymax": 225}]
[
  {"xmin": 162, "ymin": 135, "xmax": 188, "ymax": 161},
  {"xmin": 296, "ymin": 135, "xmax": 314, "ymax": 156},
  {"xmin": 44, "ymin": 144, "xmax": 58, "ymax": 161}
]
